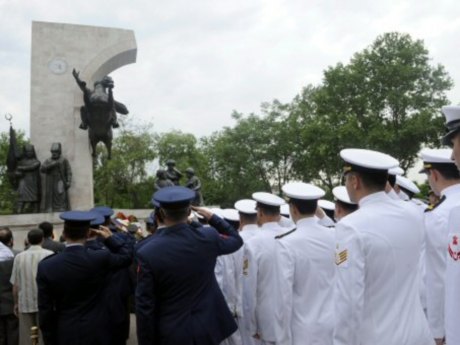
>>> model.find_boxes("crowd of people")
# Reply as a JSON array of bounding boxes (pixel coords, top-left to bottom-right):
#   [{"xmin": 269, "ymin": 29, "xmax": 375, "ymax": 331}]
[{"xmin": 0, "ymin": 104, "xmax": 459, "ymax": 345}]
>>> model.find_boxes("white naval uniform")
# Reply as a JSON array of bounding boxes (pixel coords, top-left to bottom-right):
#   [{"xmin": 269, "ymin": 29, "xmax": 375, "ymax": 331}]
[
  {"xmin": 276, "ymin": 217, "xmax": 335, "ymax": 345},
  {"xmin": 316, "ymin": 215, "xmax": 335, "ymax": 228},
  {"xmin": 279, "ymin": 216, "xmax": 295, "ymax": 228},
  {"xmin": 238, "ymin": 224, "xmax": 261, "ymax": 345},
  {"xmin": 425, "ymin": 184, "xmax": 460, "ymax": 340},
  {"xmin": 334, "ymin": 192, "xmax": 433, "ymax": 345},
  {"xmin": 444, "ymin": 205, "xmax": 460, "ymax": 344},
  {"xmin": 243, "ymin": 222, "xmax": 285, "ymax": 344}
]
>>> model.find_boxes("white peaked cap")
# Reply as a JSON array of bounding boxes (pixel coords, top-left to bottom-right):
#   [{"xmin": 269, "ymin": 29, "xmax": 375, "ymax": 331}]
[
  {"xmin": 282, "ymin": 182, "xmax": 325, "ymax": 200},
  {"xmin": 442, "ymin": 106, "xmax": 460, "ymax": 125},
  {"xmin": 210, "ymin": 207, "xmax": 224, "ymax": 218},
  {"xmin": 396, "ymin": 176, "xmax": 420, "ymax": 194},
  {"xmin": 280, "ymin": 204, "xmax": 290, "ymax": 216},
  {"xmin": 419, "ymin": 148, "xmax": 454, "ymax": 163},
  {"xmin": 332, "ymin": 186, "xmax": 356, "ymax": 205},
  {"xmin": 318, "ymin": 199, "xmax": 335, "ymax": 210},
  {"xmin": 388, "ymin": 166, "xmax": 404, "ymax": 176},
  {"xmin": 222, "ymin": 208, "xmax": 239, "ymax": 222},
  {"xmin": 252, "ymin": 192, "xmax": 286, "ymax": 206},
  {"xmin": 234, "ymin": 199, "xmax": 257, "ymax": 214},
  {"xmin": 340, "ymin": 148, "xmax": 399, "ymax": 171}
]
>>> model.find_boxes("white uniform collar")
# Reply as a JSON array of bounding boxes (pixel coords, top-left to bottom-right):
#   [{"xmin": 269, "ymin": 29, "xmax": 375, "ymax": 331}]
[
  {"xmin": 260, "ymin": 221, "xmax": 281, "ymax": 230},
  {"xmin": 241, "ymin": 224, "xmax": 259, "ymax": 232},
  {"xmin": 358, "ymin": 191, "xmax": 389, "ymax": 208},
  {"xmin": 296, "ymin": 216, "xmax": 317, "ymax": 227},
  {"xmin": 386, "ymin": 189, "xmax": 400, "ymax": 200},
  {"xmin": 440, "ymin": 183, "xmax": 460, "ymax": 198}
]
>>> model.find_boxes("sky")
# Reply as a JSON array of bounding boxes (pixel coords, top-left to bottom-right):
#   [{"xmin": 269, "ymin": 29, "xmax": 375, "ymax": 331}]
[{"xmin": 0, "ymin": 0, "xmax": 459, "ymax": 163}]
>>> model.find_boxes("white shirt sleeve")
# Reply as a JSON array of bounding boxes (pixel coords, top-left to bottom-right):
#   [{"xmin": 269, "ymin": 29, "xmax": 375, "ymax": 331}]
[
  {"xmin": 425, "ymin": 211, "xmax": 447, "ymax": 339},
  {"xmin": 333, "ymin": 221, "xmax": 365, "ymax": 345}
]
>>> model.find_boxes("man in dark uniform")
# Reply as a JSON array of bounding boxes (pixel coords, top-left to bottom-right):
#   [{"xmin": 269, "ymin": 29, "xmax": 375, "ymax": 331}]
[
  {"xmin": 89, "ymin": 206, "xmax": 134, "ymax": 345},
  {"xmin": 36, "ymin": 211, "xmax": 133, "ymax": 345},
  {"xmin": 135, "ymin": 186, "xmax": 243, "ymax": 345}
]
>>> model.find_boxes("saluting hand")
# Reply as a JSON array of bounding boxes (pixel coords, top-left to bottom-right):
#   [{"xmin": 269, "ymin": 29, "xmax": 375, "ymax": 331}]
[
  {"xmin": 90, "ymin": 225, "xmax": 112, "ymax": 239},
  {"xmin": 191, "ymin": 206, "xmax": 213, "ymax": 220}
]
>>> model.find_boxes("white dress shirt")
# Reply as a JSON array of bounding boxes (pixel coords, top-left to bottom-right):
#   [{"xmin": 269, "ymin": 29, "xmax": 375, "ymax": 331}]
[
  {"xmin": 276, "ymin": 217, "xmax": 335, "ymax": 345},
  {"xmin": 334, "ymin": 191, "xmax": 433, "ymax": 345}
]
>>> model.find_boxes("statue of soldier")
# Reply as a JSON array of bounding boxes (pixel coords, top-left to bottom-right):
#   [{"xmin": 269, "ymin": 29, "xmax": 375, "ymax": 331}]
[
  {"xmin": 72, "ymin": 69, "xmax": 128, "ymax": 130},
  {"xmin": 185, "ymin": 168, "xmax": 203, "ymax": 206},
  {"xmin": 154, "ymin": 169, "xmax": 174, "ymax": 191},
  {"xmin": 165, "ymin": 160, "xmax": 183, "ymax": 185},
  {"xmin": 40, "ymin": 143, "xmax": 72, "ymax": 212},
  {"xmin": 15, "ymin": 144, "xmax": 41, "ymax": 213}
]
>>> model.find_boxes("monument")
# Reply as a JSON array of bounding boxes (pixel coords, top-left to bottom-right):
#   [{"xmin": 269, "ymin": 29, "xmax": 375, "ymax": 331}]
[{"xmin": 30, "ymin": 21, "xmax": 137, "ymax": 210}]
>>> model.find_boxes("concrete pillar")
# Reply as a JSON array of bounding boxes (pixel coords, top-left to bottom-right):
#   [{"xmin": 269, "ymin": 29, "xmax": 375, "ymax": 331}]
[{"xmin": 30, "ymin": 21, "xmax": 137, "ymax": 210}]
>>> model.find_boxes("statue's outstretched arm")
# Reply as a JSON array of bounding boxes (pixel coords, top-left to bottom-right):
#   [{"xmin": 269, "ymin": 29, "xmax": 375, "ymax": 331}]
[
  {"xmin": 72, "ymin": 68, "xmax": 88, "ymax": 92},
  {"xmin": 114, "ymin": 101, "xmax": 129, "ymax": 115}
]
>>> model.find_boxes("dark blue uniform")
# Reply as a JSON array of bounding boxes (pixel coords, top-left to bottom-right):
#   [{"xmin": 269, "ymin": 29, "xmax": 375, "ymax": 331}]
[
  {"xmin": 135, "ymin": 214, "xmax": 243, "ymax": 345},
  {"xmin": 37, "ymin": 236, "xmax": 132, "ymax": 345}
]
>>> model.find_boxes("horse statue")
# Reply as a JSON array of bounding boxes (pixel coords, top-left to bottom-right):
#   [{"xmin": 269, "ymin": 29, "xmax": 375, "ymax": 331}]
[{"xmin": 72, "ymin": 69, "xmax": 129, "ymax": 159}]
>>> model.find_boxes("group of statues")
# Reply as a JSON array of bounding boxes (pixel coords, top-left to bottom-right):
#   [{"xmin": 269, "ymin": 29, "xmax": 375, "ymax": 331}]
[
  {"xmin": 155, "ymin": 160, "xmax": 203, "ymax": 206},
  {"xmin": 14, "ymin": 143, "xmax": 72, "ymax": 214},
  {"xmin": 7, "ymin": 70, "xmax": 204, "ymax": 213}
]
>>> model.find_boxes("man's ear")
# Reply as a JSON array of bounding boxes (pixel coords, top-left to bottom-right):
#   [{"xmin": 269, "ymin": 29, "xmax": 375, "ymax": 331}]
[
  {"xmin": 349, "ymin": 173, "xmax": 359, "ymax": 190},
  {"xmin": 431, "ymin": 169, "xmax": 439, "ymax": 183}
]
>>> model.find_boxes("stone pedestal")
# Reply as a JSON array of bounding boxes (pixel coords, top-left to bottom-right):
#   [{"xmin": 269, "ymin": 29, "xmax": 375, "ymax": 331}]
[{"xmin": 30, "ymin": 21, "xmax": 137, "ymax": 210}]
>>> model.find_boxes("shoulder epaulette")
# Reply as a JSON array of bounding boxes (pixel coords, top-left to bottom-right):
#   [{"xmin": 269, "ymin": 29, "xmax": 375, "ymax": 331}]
[
  {"xmin": 425, "ymin": 195, "xmax": 446, "ymax": 213},
  {"xmin": 275, "ymin": 228, "xmax": 297, "ymax": 240}
]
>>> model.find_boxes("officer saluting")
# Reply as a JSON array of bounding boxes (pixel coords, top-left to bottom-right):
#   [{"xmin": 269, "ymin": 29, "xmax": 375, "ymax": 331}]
[
  {"xmin": 37, "ymin": 210, "xmax": 133, "ymax": 345},
  {"xmin": 334, "ymin": 149, "xmax": 433, "ymax": 345},
  {"xmin": 135, "ymin": 186, "xmax": 243, "ymax": 345}
]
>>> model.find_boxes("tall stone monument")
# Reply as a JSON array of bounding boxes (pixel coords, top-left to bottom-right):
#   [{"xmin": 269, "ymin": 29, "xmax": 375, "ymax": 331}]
[{"xmin": 30, "ymin": 21, "xmax": 137, "ymax": 210}]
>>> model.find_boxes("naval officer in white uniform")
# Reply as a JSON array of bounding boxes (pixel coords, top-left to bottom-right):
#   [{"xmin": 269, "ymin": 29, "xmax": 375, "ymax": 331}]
[
  {"xmin": 275, "ymin": 182, "xmax": 336, "ymax": 345},
  {"xmin": 334, "ymin": 148, "xmax": 433, "ymax": 345},
  {"xmin": 243, "ymin": 192, "xmax": 286, "ymax": 345},
  {"xmin": 420, "ymin": 148, "xmax": 460, "ymax": 344},
  {"xmin": 440, "ymin": 105, "xmax": 460, "ymax": 345}
]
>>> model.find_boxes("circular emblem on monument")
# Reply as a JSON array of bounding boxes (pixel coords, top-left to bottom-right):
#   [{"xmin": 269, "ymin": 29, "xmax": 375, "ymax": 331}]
[{"xmin": 48, "ymin": 57, "xmax": 68, "ymax": 75}]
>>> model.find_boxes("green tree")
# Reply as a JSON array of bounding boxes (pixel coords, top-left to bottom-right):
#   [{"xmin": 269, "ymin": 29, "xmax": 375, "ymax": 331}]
[
  {"xmin": 94, "ymin": 125, "xmax": 156, "ymax": 208},
  {"xmin": 292, "ymin": 32, "xmax": 453, "ymax": 191},
  {"xmin": 0, "ymin": 130, "xmax": 28, "ymax": 213}
]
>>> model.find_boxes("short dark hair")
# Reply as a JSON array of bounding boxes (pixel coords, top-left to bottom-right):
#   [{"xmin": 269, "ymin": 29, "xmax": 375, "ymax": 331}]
[
  {"xmin": 256, "ymin": 203, "xmax": 280, "ymax": 217},
  {"xmin": 239, "ymin": 213, "xmax": 257, "ymax": 224},
  {"xmin": 38, "ymin": 222, "xmax": 53, "ymax": 238},
  {"xmin": 63, "ymin": 223, "xmax": 89, "ymax": 241},
  {"xmin": 354, "ymin": 171, "xmax": 388, "ymax": 191},
  {"xmin": 388, "ymin": 174, "xmax": 396, "ymax": 187},
  {"xmin": 336, "ymin": 200, "xmax": 358, "ymax": 213},
  {"xmin": 289, "ymin": 199, "xmax": 317, "ymax": 215},
  {"xmin": 161, "ymin": 206, "xmax": 191, "ymax": 222},
  {"xmin": 28, "ymin": 229, "xmax": 44, "ymax": 245},
  {"xmin": 431, "ymin": 165, "xmax": 460, "ymax": 181},
  {"xmin": 0, "ymin": 227, "xmax": 12, "ymax": 246}
]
